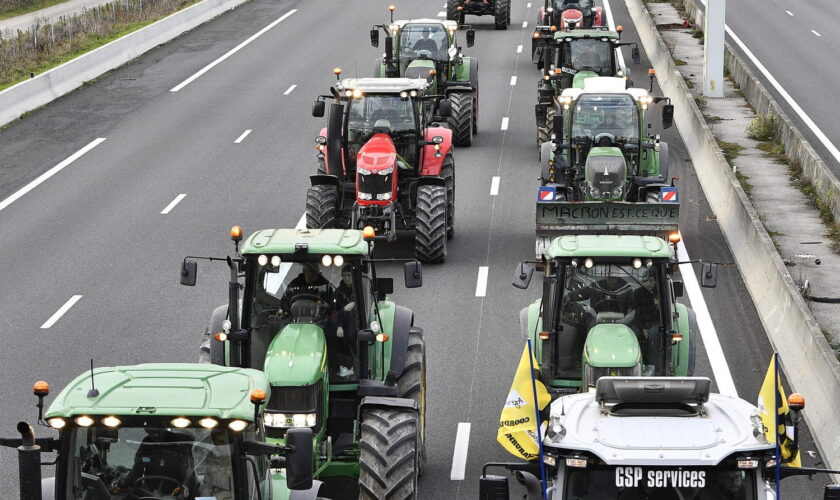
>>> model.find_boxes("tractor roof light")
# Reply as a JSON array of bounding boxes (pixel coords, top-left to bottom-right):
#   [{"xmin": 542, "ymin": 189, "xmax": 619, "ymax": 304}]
[
  {"xmin": 533, "ymin": 32, "xmax": 540, "ymax": 38},
  {"xmin": 737, "ymin": 458, "xmax": 760, "ymax": 469},
  {"xmin": 270, "ymin": 255, "xmax": 281, "ymax": 267},
  {"xmin": 555, "ymin": 68, "xmax": 562, "ymax": 75},
  {"xmin": 648, "ymin": 68, "xmax": 656, "ymax": 76},
  {"xmin": 258, "ymin": 254, "xmax": 268, "ymax": 266},
  {"xmin": 344, "ymin": 90, "xmax": 353, "ymax": 97},
  {"xmin": 75, "ymin": 416, "xmax": 94, "ymax": 427},
  {"xmin": 565, "ymin": 457, "xmax": 588, "ymax": 468},
  {"xmin": 410, "ymin": 89, "xmax": 418, "ymax": 96},
  {"xmin": 230, "ymin": 225, "xmax": 243, "ymax": 242},
  {"xmin": 388, "ymin": 4, "xmax": 395, "ymax": 11},
  {"xmin": 668, "ymin": 232, "xmax": 681, "ymax": 244},
  {"xmin": 33, "ymin": 381, "xmax": 50, "ymax": 397},
  {"xmin": 352, "ymin": 89, "xmax": 363, "ymax": 98},
  {"xmin": 363, "ymin": 226, "xmax": 376, "ymax": 241},
  {"xmin": 632, "ymin": 258, "xmax": 642, "ymax": 269},
  {"xmin": 584, "ymin": 258, "xmax": 594, "ymax": 269},
  {"xmin": 616, "ymin": 25, "xmax": 623, "ymax": 32},
  {"xmin": 788, "ymin": 393, "xmax": 805, "ymax": 411},
  {"xmin": 559, "ymin": 96, "xmax": 572, "ymax": 106},
  {"xmin": 101, "ymin": 416, "xmax": 121, "ymax": 428},
  {"xmin": 322, "ymin": 255, "xmax": 333, "ymax": 267},
  {"xmin": 400, "ymin": 91, "xmax": 408, "ymax": 98},
  {"xmin": 250, "ymin": 389, "xmax": 267, "ymax": 405},
  {"xmin": 199, "ymin": 418, "xmax": 219, "ymax": 429},
  {"xmin": 333, "ymin": 255, "xmax": 344, "ymax": 267},
  {"xmin": 228, "ymin": 419, "xmax": 248, "ymax": 432},
  {"xmin": 47, "ymin": 418, "xmax": 66, "ymax": 429},
  {"xmin": 315, "ymin": 136, "xmax": 327, "ymax": 145},
  {"xmin": 333, "ymin": 67, "xmax": 342, "ymax": 79},
  {"xmin": 550, "ymin": 25, "xmax": 557, "ymax": 31},
  {"xmin": 171, "ymin": 417, "xmax": 191, "ymax": 428}
]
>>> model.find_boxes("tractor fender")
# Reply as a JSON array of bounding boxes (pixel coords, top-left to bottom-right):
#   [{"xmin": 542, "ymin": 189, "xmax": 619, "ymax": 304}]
[
  {"xmin": 420, "ymin": 127, "xmax": 454, "ymax": 175},
  {"xmin": 288, "ymin": 481, "xmax": 325, "ymax": 500},
  {"xmin": 658, "ymin": 141, "xmax": 670, "ymax": 180},
  {"xmin": 685, "ymin": 307, "xmax": 697, "ymax": 376},
  {"xmin": 673, "ymin": 302, "xmax": 695, "ymax": 376},
  {"xmin": 387, "ymin": 305, "xmax": 415, "ymax": 379},
  {"xmin": 41, "ymin": 477, "xmax": 55, "ymax": 500},
  {"xmin": 592, "ymin": 6, "xmax": 603, "ymax": 26},
  {"xmin": 309, "ymin": 174, "xmax": 341, "ymax": 189},
  {"xmin": 359, "ymin": 396, "xmax": 418, "ymax": 414},
  {"xmin": 206, "ymin": 304, "xmax": 228, "ymax": 365}
]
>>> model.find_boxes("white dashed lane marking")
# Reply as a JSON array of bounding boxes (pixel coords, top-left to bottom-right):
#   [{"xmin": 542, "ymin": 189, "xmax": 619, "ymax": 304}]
[
  {"xmin": 234, "ymin": 129, "xmax": 252, "ymax": 144},
  {"xmin": 161, "ymin": 194, "xmax": 187, "ymax": 214},
  {"xmin": 41, "ymin": 295, "xmax": 82, "ymax": 329}
]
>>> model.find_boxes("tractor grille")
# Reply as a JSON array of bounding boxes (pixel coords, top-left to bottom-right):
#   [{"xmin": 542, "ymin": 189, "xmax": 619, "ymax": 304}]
[
  {"xmin": 585, "ymin": 155, "xmax": 626, "ymax": 198},
  {"xmin": 358, "ymin": 172, "xmax": 394, "ymax": 202},
  {"xmin": 268, "ymin": 381, "xmax": 321, "ymax": 413},
  {"xmin": 585, "ymin": 363, "xmax": 641, "ymax": 388}
]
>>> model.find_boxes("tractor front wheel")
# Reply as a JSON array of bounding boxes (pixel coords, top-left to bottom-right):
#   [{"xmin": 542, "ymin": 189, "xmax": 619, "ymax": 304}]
[
  {"xmin": 397, "ymin": 329, "xmax": 427, "ymax": 472},
  {"xmin": 415, "ymin": 185, "xmax": 447, "ymax": 263},
  {"xmin": 305, "ymin": 185, "xmax": 337, "ymax": 229},
  {"xmin": 440, "ymin": 154, "xmax": 455, "ymax": 239},
  {"xmin": 358, "ymin": 407, "xmax": 420, "ymax": 499},
  {"xmin": 494, "ymin": 0, "xmax": 510, "ymax": 30},
  {"xmin": 537, "ymin": 106, "xmax": 555, "ymax": 148},
  {"xmin": 448, "ymin": 92, "xmax": 474, "ymax": 147}
]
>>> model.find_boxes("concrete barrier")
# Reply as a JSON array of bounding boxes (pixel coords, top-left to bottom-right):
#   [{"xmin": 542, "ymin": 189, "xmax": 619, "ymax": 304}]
[
  {"xmin": 625, "ymin": 0, "xmax": 840, "ymax": 471},
  {"xmin": 0, "ymin": 0, "xmax": 248, "ymax": 127}
]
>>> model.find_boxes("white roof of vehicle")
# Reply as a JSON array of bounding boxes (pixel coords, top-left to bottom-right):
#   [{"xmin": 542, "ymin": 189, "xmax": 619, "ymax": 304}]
[
  {"xmin": 560, "ymin": 77, "xmax": 650, "ymax": 102},
  {"xmin": 395, "ymin": 19, "xmax": 459, "ymax": 31},
  {"xmin": 545, "ymin": 377, "xmax": 772, "ymax": 466},
  {"xmin": 338, "ymin": 77, "xmax": 429, "ymax": 93}
]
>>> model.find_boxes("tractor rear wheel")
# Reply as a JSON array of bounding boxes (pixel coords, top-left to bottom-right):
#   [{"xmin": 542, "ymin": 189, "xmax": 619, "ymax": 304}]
[
  {"xmin": 358, "ymin": 407, "xmax": 420, "ymax": 499},
  {"xmin": 494, "ymin": 0, "xmax": 510, "ymax": 29},
  {"xmin": 414, "ymin": 185, "xmax": 447, "ymax": 263},
  {"xmin": 537, "ymin": 106, "xmax": 555, "ymax": 147},
  {"xmin": 316, "ymin": 157, "xmax": 327, "ymax": 174},
  {"xmin": 440, "ymin": 154, "xmax": 455, "ymax": 239},
  {"xmin": 448, "ymin": 92, "xmax": 474, "ymax": 147},
  {"xmin": 305, "ymin": 185, "xmax": 337, "ymax": 229},
  {"xmin": 397, "ymin": 329, "xmax": 427, "ymax": 472}
]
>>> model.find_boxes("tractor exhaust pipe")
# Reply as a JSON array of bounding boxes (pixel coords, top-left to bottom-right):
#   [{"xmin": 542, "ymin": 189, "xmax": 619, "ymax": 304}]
[{"xmin": 16, "ymin": 422, "xmax": 42, "ymax": 500}]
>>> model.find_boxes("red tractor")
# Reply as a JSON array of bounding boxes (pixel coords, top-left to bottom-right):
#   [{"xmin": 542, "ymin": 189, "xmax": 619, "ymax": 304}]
[
  {"xmin": 307, "ymin": 73, "xmax": 455, "ymax": 263},
  {"xmin": 537, "ymin": 0, "xmax": 602, "ymax": 30}
]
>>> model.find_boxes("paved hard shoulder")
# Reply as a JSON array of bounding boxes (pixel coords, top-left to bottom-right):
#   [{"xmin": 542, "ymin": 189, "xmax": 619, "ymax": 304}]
[{"xmin": 0, "ymin": 0, "xmax": 113, "ymax": 33}]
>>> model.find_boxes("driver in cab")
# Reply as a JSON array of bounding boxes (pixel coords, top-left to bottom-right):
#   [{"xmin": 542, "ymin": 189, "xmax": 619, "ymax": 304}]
[
  {"xmin": 121, "ymin": 427, "xmax": 197, "ymax": 499},
  {"xmin": 280, "ymin": 263, "xmax": 332, "ymax": 318}
]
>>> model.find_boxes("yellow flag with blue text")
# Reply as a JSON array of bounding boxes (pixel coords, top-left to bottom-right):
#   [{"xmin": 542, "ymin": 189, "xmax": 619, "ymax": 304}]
[
  {"xmin": 497, "ymin": 344, "xmax": 552, "ymax": 460},
  {"xmin": 757, "ymin": 355, "xmax": 801, "ymax": 467}
]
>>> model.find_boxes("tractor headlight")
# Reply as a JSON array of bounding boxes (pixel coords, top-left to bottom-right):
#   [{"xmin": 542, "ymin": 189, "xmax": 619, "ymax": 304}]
[
  {"xmin": 611, "ymin": 183, "xmax": 624, "ymax": 199},
  {"xmin": 358, "ymin": 192, "xmax": 373, "ymax": 200},
  {"xmin": 358, "ymin": 167, "xmax": 372, "ymax": 175},
  {"xmin": 264, "ymin": 412, "xmax": 317, "ymax": 428},
  {"xmin": 292, "ymin": 414, "xmax": 307, "ymax": 428},
  {"xmin": 376, "ymin": 193, "xmax": 392, "ymax": 201},
  {"xmin": 378, "ymin": 166, "xmax": 394, "ymax": 175}
]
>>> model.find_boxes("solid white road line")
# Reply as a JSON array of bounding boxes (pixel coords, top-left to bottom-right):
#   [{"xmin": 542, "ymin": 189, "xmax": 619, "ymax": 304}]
[
  {"xmin": 160, "ymin": 194, "xmax": 187, "ymax": 214},
  {"xmin": 41, "ymin": 295, "xmax": 82, "ymax": 329},
  {"xmin": 234, "ymin": 129, "xmax": 252, "ymax": 144},
  {"xmin": 522, "ymin": 21, "xmax": 528, "ymax": 28},
  {"xmin": 450, "ymin": 422, "xmax": 471, "ymax": 480},
  {"xmin": 0, "ymin": 137, "xmax": 105, "ymax": 214},
  {"xmin": 510, "ymin": 75, "xmax": 518, "ymax": 86},
  {"xmin": 601, "ymin": 0, "xmax": 625, "ymax": 68},
  {"xmin": 283, "ymin": 84, "xmax": 297, "ymax": 95},
  {"xmin": 437, "ymin": 11, "xmax": 446, "ymax": 17},
  {"xmin": 516, "ymin": 44, "xmax": 523, "ymax": 53},
  {"xmin": 170, "ymin": 9, "xmax": 297, "ymax": 92},
  {"xmin": 785, "ymin": 10, "xmax": 794, "ymax": 16},
  {"xmin": 677, "ymin": 239, "xmax": 738, "ymax": 397},
  {"xmin": 811, "ymin": 30, "xmax": 821, "ymax": 37},
  {"xmin": 475, "ymin": 267, "xmax": 489, "ymax": 297},
  {"xmin": 527, "ymin": 2, "xmax": 531, "ymax": 7},
  {"xmin": 501, "ymin": 117, "xmax": 509, "ymax": 130},
  {"xmin": 490, "ymin": 176, "xmax": 500, "ymax": 195}
]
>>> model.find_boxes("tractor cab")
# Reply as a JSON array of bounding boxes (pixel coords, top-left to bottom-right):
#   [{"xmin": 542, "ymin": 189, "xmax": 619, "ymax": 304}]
[
  {"xmin": 542, "ymin": 0, "xmax": 601, "ymax": 30},
  {"xmin": 513, "ymin": 234, "xmax": 717, "ymax": 395}
]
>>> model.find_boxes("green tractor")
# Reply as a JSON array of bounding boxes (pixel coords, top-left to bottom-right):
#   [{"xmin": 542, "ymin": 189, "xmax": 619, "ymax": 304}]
[
  {"xmin": 181, "ymin": 226, "xmax": 427, "ymax": 499},
  {"xmin": 446, "ymin": 0, "xmax": 511, "ymax": 30},
  {"xmin": 370, "ymin": 8, "xmax": 478, "ymax": 146},
  {"xmin": 512, "ymin": 233, "xmax": 718, "ymax": 396},
  {"xmin": 0, "ymin": 363, "xmax": 314, "ymax": 500}
]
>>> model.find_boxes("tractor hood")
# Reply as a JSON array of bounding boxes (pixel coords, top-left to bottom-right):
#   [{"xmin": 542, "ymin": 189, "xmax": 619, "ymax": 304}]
[
  {"xmin": 585, "ymin": 147, "xmax": 627, "ymax": 200},
  {"xmin": 357, "ymin": 133, "xmax": 397, "ymax": 173},
  {"xmin": 584, "ymin": 324, "xmax": 640, "ymax": 367},
  {"xmin": 264, "ymin": 323, "xmax": 326, "ymax": 386},
  {"xmin": 573, "ymin": 71, "xmax": 599, "ymax": 88},
  {"xmin": 405, "ymin": 58, "xmax": 436, "ymax": 81}
]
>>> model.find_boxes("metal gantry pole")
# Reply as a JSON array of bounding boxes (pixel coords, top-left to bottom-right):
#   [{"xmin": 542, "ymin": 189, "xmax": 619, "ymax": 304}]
[{"xmin": 703, "ymin": 0, "xmax": 726, "ymax": 97}]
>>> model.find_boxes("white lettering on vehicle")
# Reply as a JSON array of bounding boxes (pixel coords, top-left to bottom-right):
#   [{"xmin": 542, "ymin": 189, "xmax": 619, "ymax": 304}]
[{"xmin": 614, "ymin": 468, "xmax": 706, "ymax": 488}]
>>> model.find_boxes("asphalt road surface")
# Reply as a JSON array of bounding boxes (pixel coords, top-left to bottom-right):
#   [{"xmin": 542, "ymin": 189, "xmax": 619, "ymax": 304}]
[{"xmin": 0, "ymin": 0, "xmax": 828, "ymax": 498}]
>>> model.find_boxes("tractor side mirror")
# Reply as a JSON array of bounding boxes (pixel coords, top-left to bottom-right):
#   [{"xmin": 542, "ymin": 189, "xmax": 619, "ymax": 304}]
[
  {"xmin": 376, "ymin": 277, "xmax": 394, "ymax": 300},
  {"xmin": 672, "ymin": 280, "xmax": 684, "ymax": 298},
  {"xmin": 180, "ymin": 260, "xmax": 197, "ymax": 286},
  {"xmin": 662, "ymin": 104, "xmax": 674, "ymax": 129},
  {"xmin": 552, "ymin": 114, "xmax": 563, "ymax": 139},
  {"xmin": 535, "ymin": 104, "xmax": 548, "ymax": 127},
  {"xmin": 284, "ymin": 428, "xmax": 314, "ymax": 490},
  {"xmin": 824, "ymin": 485, "xmax": 840, "ymax": 500},
  {"xmin": 479, "ymin": 473, "xmax": 510, "ymax": 499},
  {"xmin": 438, "ymin": 99, "xmax": 453, "ymax": 118},
  {"xmin": 404, "ymin": 261, "xmax": 423, "ymax": 288},
  {"xmin": 512, "ymin": 262, "xmax": 535, "ymax": 289},
  {"xmin": 700, "ymin": 262, "xmax": 718, "ymax": 288},
  {"xmin": 370, "ymin": 29, "xmax": 380, "ymax": 47},
  {"xmin": 466, "ymin": 29, "xmax": 475, "ymax": 48},
  {"xmin": 312, "ymin": 100, "xmax": 326, "ymax": 118},
  {"xmin": 631, "ymin": 46, "xmax": 641, "ymax": 64}
]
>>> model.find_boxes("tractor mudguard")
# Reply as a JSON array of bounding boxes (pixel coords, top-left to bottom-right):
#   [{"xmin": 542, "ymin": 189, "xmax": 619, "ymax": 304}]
[
  {"xmin": 358, "ymin": 396, "xmax": 419, "ymax": 414},
  {"xmin": 415, "ymin": 177, "xmax": 446, "ymax": 187},
  {"xmin": 673, "ymin": 303, "xmax": 695, "ymax": 376},
  {"xmin": 451, "ymin": 56, "xmax": 473, "ymax": 85},
  {"xmin": 521, "ymin": 300, "xmax": 544, "ymax": 363},
  {"xmin": 272, "ymin": 473, "xmax": 325, "ymax": 500},
  {"xmin": 387, "ymin": 305, "xmax": 415, "ymax": 380},
  {"xmin": 309, "ymin": 174, "xmax": 341, "ymax": 189},
  {"xmin": 420, "ymin": 127, "xmax": 453, "ymax": 175},
  {"xmin": 207, "ymin": 304, "xmax": 228, "ymax": 365}
]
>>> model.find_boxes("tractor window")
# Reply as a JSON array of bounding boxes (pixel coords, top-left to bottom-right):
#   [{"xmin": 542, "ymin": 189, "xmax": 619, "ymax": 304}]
[
  {"xmin": 563, "ymin": 466, "xmax": 756, "ymax": 500},
  {"xmin": 64, "ymin": 425, "xmax": 235, "ymax": 500},
  {"xmin": 563, "ymin": 39, "xmax": 613, "ymax": 75},
  {"xmin": 398, "ymin": 23, "xmax": 448, "ymax": 62},
  {"xmin": 346, "ymin": 95, "xmax": 418, "ymax": 169},
  {"xmin": 555, "ymin": 263, "xmax": 662, "ymax": 378},
  {"xmin": 571, "ymin": 94, "xmax": 639, "ymax": 142}
]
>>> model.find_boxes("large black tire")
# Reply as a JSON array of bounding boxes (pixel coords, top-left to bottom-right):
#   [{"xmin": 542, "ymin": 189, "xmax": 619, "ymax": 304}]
[
  {"xmin": 446, "ymin": 0, "xmax": 460, "ymax": 22},
  {"xmin": 200, "ymin": 304, "xmax": 228, "ymax": 365},
  {"xmin": 414, "ymin": 185, "xmax": 447, "ymax": 263},
  {"xmin": 397, "ymin": 329, "xmax": 427, "ymax": 472},
  {"xmin": 448, "ymin": 92, "xmax": 474, "ymax": 147},
  {"xmin": 440, "ymin": 155, "xmax": 455, "ymax": 239},
  {"xmin": 469, "ymin": 59, "xmax": 479, "ymax": 134},
  {"xmin": 658, "ymin": 142, "xmax": 670, "ymax": 181},
  {"xmin": 358, "ymin": 408, "xmax": 420, "ymax": 499},
  {"xmin": 494, "ymin": 0, "xmax": 509, "ymax": 29},
  {"xmin": 316, "ymin": 157, "xmax": 327, "ymax": 174},
  {"xmin": 537, "ymin": 106, "xmax": 555, "ymax": 147},
  {"xmin": 305, "ymin": 185, "xmax": 337, "ymax": 229}
]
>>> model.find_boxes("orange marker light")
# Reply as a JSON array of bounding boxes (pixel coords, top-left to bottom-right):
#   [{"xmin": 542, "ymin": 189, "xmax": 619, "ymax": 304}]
[
  {"xmin": 250, "ymin": 389, "xmax": 267, "ymax": 404},
  {"xmin": 788, "ymin": 393, "xmax": 805, "ymax": 410},
  {"xmin": 539, "ymin": 331, "xmax": 550, "ymax": 340},
  {"xmin": 214, "ymin": 332, "xmax": 228, "ymax": 342},
  {"xmin": 429, "ymin": 69, "xmax": 437, "ymax": 76},
  {"xmin": 388, "ymin": 4, "xmax": 395, "ymax": 11},
  {"xmin": 363, "ymin": 226, "xmax": 376, "ymax": 241},
  {"xmin": 230, "ymin": 225, "xmax": 243, "ymax": 241},
  {"xmin": 533, "ymin": 32, "xmax": 540, "ymax": 38},
  {"xmin": 333, "ymin": 67, "xmax": 342, "ymax": 75},
  {"xmin": 33, "ymin": 381, "xmax": 50, "ymax": 396},
  {"xmin": 376, "ymin": 333, "xmax": 390, "ymax": 342},
  {"xmin": 672, "ymin": 332, "xmax": 684, "ymax": 341},
  {"xmin": 616, "ymin": 25, "xmax": 623, "ymax": 32},
  {"xmin": 668, "ymin": 232, "xmax": 681, "ymax": 244},
  {"xmin": 555, "ymin": 68, "xmax": 562, "ymax": 74},
  {"xmin": 550, "ymin": 25, "xmax": 557, "ymax": 31},
  {"xmin": 457, "ymin": 5, "xmax": 463, "ymax": 10},
  {"xmin": 648, "ymin": 68, "xmax": 656, "ymax": 75}
]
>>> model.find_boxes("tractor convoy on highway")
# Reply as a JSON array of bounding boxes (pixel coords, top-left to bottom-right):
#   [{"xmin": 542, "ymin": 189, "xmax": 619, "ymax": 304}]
[{"xmin": 3, "ymin": 2, "xmax": 838, "ymax": 500}]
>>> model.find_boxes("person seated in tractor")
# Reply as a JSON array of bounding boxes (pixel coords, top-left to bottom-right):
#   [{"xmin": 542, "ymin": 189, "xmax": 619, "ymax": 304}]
[
  {"xmin": 571, "ymin": 43, "xmax": 604, "ymax": 71},
  {"xmin": 411, "ymin": 28, "xmax": 440, "ymax": 56},
  {"xmin": 330, "ymin": 264, "xmax": 358, "ymax": 378},
  {"xmin": 280, "ymin": 263, "xmax": 332, "ymax": 321},
  {"xmin": 630, "ymin": 268, "xmax": 660, "ymax": 371},
  {"xmin": 121, "ymin": 426, "xmax": 198, "ymax": 499},
  {"xmin": 197, "ymin": 430, "xmax": 234, "ymax": 500},
  {"xmin": 368, "ymin": 98, "xmax": 415, "ymax": 170}
]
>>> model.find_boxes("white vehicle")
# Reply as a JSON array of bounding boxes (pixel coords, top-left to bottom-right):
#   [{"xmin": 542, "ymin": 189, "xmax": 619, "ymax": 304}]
[{"xmin": 480, "ymin": 377, "xmax": 840, "ymax": 499}]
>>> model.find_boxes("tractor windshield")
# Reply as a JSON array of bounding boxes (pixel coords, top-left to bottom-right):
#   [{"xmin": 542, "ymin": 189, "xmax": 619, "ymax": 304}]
[
  {"xmin": 64, "ymin": 424, "xmax": 239, "ymax": 500},
  {"xmin": 346, "ymin": 94, "xmax": 419, "ymax": 170},
  {"xmin": 562, "ymin": 465, "xmax": 757, "ymax": 499},
  {"xmin": 398, "ymin": 23, "xmax": 448, "ymax": 62},
  {"xmin": 553, "ymin": 262, "xmax": 663, "ymax": 379},
  {"xmin": 572, "ymin": 94, "xmax": 639, "ymax": 142},
  {"xmin": 249, "ymin": 259, "xmax": 365, "ymax": 380},
  {"xmin": 563, "ymin": 39, "xmax": 613, "ymax": 75}
]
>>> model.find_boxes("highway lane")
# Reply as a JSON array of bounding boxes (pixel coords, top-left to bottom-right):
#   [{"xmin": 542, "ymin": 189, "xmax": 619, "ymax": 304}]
[{"xmin": 0, "ymin": 0, "xmax": 827, "ymax": 498}]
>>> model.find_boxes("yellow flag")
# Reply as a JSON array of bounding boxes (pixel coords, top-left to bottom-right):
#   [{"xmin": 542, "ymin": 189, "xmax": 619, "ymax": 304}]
[
  {"xmin": 497, "ymin": 343, "xmax": 552, "ymax": 460},
  {"xmin": 757, "ymin": 355, "xmax": 801, "ymax": 467}
]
